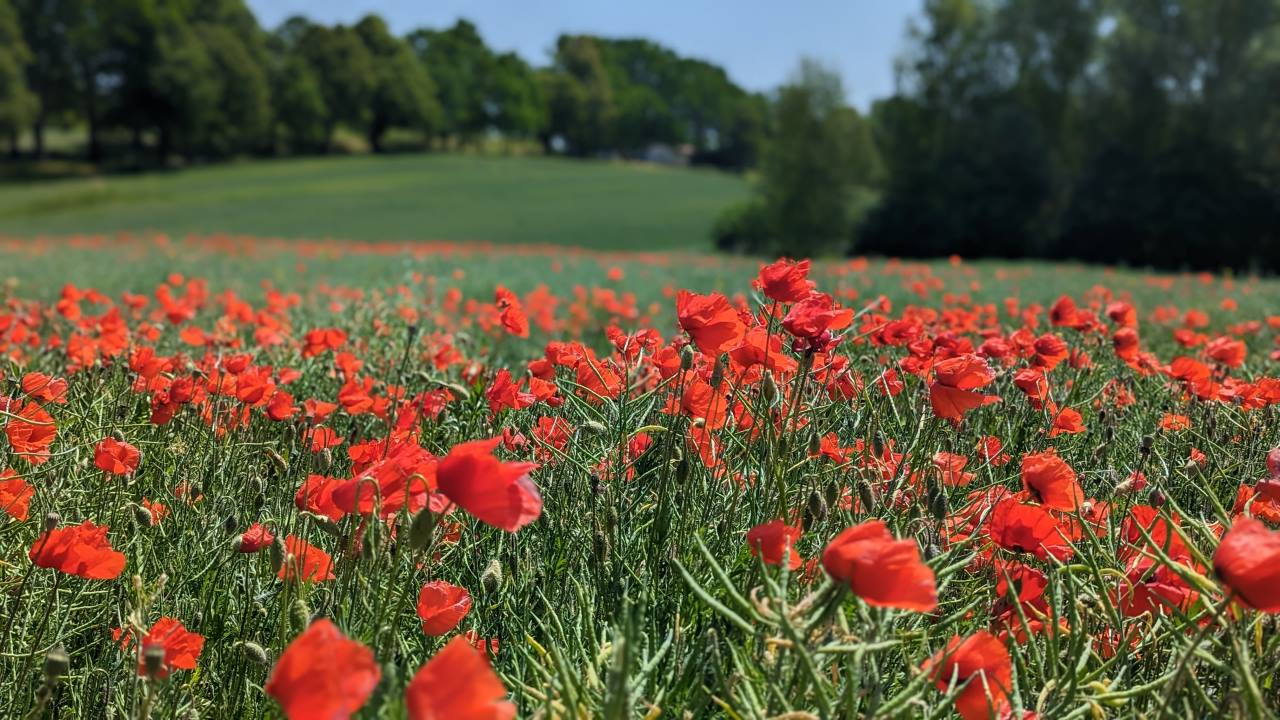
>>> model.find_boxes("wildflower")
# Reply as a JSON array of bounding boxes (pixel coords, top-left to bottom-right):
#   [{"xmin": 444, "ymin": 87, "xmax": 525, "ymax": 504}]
[
  {"xmin": 1020, "ymin": 450, "xmax": 1082, "ymax": 511},
  {"xmin": 746, "ymin": 520, "xmax": 803, "ymax": 570},
  {"xmin": 929, "ymin": 354, "xmax": 997, "ymax": 423},
  {"xmin": 265, "ymin": 619, "xmax": 379, "ymax": 720},
  {"xmin": 277, "ymin": 535, "xmax": 335, "ymax": 583},
  {"xmin": 1214, "ymin": 516, "xmax": 1280, "ymax": 612},
  {"xmin": 236, "ymin": 523, "xmax": 275, "ymax": 553},
  {"xmin": 676, "ymin": 290, "xmax": 746, "ymax": 355},
  {"xmin": 416, "ymin": 581, "xmax": 472, "ymax": 636},
  {"xmin": 755, "ymin": 258, "xmax": 814, "ymax": 303},
  {"xmin": 0, "ymin": 469, "xmax": 34, "ymax": 521},
  {"xmin": 122, "ymin": 618, "xmax": 205, "ymax": 678},
  {"xmin": 405, "ymin": 635, "xmax": 515, "ymax": 720},
  {"xmin": 437, "ymin": 438, "xmax": 541, "ymax": 532},
  {"xmin": 923, "ymin": 631, "xmax": 1012, "ymax": 720},
  {"xmin": 821, "ymin": 520, "xmax": 937, "ymax": 611},
  {"xmin": 29, "ymin": 521, "xmax": 126, "ymax": 580}
]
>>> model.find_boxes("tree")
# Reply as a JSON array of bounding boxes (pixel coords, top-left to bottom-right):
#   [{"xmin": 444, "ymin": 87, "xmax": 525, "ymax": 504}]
[
  {"xmin": 191, "ymin": 21, "xmax": 272, "ymax": 156},
  {"xmin": 0, "ymin": 0, "xmax": 35, "ymax": 155},
  {"xmin": 355, "ymin": 14, "xmax": 440, "ymax": 151},
  {"xmin": 407, "ymin": 20, "xmax": 494, "ymax": 145},
  {"xmin": 546, "ymin": 35, "xmax": 616, "ymax": 156},
  {"xmin": 489, "ymin": 52, "xmax": 544, "ymax": 144},
  {"xmin": 296, "ymin": 23, "xmax": 376, "ymax": 151}
]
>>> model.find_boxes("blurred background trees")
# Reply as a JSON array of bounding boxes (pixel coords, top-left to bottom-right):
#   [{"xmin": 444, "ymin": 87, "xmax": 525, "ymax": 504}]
[{"xmin": 2, "ymin": 0, "xmax": 1279, "ymax": 270}]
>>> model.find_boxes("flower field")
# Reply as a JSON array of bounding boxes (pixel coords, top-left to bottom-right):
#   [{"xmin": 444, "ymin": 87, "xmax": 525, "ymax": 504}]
[{"xmin": 3, "ymin": 233, "xmax": 1280, "ymax": 719}]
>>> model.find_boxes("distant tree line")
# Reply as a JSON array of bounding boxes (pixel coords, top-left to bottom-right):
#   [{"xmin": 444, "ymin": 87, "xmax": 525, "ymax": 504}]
[
  {"xmin": 719, "ymin": 0, "xmax": 1280, "ymax": 272},
  {"xmin": 0, "ymin": 0, "xmax": 765, "ymax": 168}
]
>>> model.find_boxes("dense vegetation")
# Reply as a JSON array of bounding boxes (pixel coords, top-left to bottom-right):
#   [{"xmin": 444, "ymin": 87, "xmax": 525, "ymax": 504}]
[{"xmin": 3, "ymin": 235, "xmax": 1280, "ymax": 718}]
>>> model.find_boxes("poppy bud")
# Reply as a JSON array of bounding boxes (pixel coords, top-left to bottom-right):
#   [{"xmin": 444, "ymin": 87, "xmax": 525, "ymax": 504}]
[
  {"xmin": 264, "ymin": 448, "xmax": 288, "ymax": 473},
  {"xmin": 406, "ymin": 324, "xmax": 419, "ymax": 343},
  {"xmin": 583, "ymin": 420, "xmax": 608, "ymax": 434},
  {"xmin": 675, "ymin": 457, "xmax": 691, "ymax": 485},
  {"xmin": 236, "ymin": 641, "xmax": 269, "ymax": 665},
  {"xmin": 408, "ymin": 509, "xmax": 435, "ymax": 551},
  {"xmin": 806, "ymin": 433, "xmax": 822, "ymax": 457},
  {"xmin": 857, "ymin": 481, "xmax": 877, "ymax": 512},
  {"xmin": 44, "ymin": 512, "xmax": 61, "ymax": 531},
  {"xmin": 679, "ymin": 344, "xmax": 695, "ymax": 371},
  {"xmin": 592, "ymin": 530, "xmax": 609, "ymax": 565},
  {"xmin": 43, "ymin": 645, "xmax": 69, "ymax": 680},
  {"xmin": 222, "ymin": 513, "xmax": 237, "ymax": 535},
  {"xmin": 143, "ymin": 644, "xmax": 165, "ymax": 678},
  {"xmin": 269, "ymin": 535, "xmax": 286, "ymax": 574},
  {"xmin": 301, "ymin": 512, "xmax": 341, "ymax": 537},
  {"xmin": 111, "ymin": 429, "xmax": 126, "ymax": 442},
  {"xmin": 709, "ymin": 355, "xmax": 726, "ymax": 388},
  {"xmin": 761, "ymin": 370, "xmax": 778, "ymax": 405},
  {"xmin": 1140, "ymin": 435, "xmax": 1154, "ymax": 455},
  {"xmin": 480, "ymin": 558, "xmax": 503, "ymax": 595},
  {"xmin": 803, "ymin": 491, "xmax": 827, "ymax": 530},
  {"xmin": 321, "ymin": 448, "xmax": 333, "ymax": 470},
  {"xmin": 289, "ymin": 598, "xmax": 310, "ymax": 632},
  {"xmin": 1148, "ymin": 488, "xmax": 1166, "ymax": 507},
  {"xmin": 824, "ymin": 481, "xmax": 840, "ymax": 508},
  {"xmin": 928, "ymin": 485, "xmax": 948, "ymax": 522},
  {"xmin": 132, "ymin": 504, "xmax": 152, "ymax": 527}
]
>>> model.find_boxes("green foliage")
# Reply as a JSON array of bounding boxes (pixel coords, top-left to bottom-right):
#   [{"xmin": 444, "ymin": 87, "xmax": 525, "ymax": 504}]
[
  {"xmin": 296, "ymin": 23, "xmax": 376, "ymax": 150},
  {"xmin": 356, "ymin": 15, "xmax": 441, "ymax": 151},
  {"xmin": 0, "ymin": 0, "xmax": 35, "ymax": 146}
]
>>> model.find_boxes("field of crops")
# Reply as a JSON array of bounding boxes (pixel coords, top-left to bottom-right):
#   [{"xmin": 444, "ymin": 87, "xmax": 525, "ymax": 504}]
[{"xmin": 2, "ymin": 232, "xmax": 1280, "ymax": 719}]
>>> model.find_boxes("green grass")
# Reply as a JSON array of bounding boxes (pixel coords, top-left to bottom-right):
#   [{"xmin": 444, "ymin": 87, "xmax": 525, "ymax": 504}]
[{"xmin": 0, "ymin": 154, "xmax": 747, "ymax": 250}]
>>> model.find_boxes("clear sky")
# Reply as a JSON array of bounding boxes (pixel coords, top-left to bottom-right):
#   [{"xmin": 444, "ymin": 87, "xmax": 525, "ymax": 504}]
[{"xmin": 244, "ymin": 1, "xmax": 924, "ymax": 110}]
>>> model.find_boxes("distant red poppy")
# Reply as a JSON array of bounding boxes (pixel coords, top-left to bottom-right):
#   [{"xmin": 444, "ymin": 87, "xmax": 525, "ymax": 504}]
[
  {"xmin": 265, "ymin": 619, "xmax": 380, "ymax": 720},
  {"xmin": 1159, "ymin": 413, "xmax": 1191, "ymax": 431},
  {"xmin": 416, "ymin": 580, "xmax": 473, "ymax": 636},
  {"xmin": 29, "ymin": 521, "xmax": 126, "ymax": 580},
  {"xmin": 1205, "ymin": 336, "xmax": 1246, "ymax": 368},
  {"xmin": 5, "ymin": 401, "xmax": 57, "ymax": 464},
  {"xmin": 923, "ymin": 631, "xmax": 1012, "ymax": 720},
  {"xmin": 0, "ymin": 468, "xmax": 34, "ymax": 521},
  {"xmin": 755, "ymin": 258, "xmax": 815, "ymax": 303},
  {"xmin": 494, "ymin": 286, "xmax": 529, "ymax": 338},
  {"xmin": 94, "ymin": 438, "xmax": 141, "ymax": 475},
  {"xmin": 278, "ymin": 535, "xmax": 335, "ymax": 583},
  {"xmin": 405, "ymin": 635, "xmax": 516, "ymax": 720},
  {"xmin": 301, "ymin": 328, "xmax": 347, "ymax": 357},
  {"xmin": 1214, "ymin": 516, "xmax": 1280, "ymax": 612},
  {"xmin": 821, "ymin": 520, "xmax": 938, "ymax": 611},
  {"xmin": 929, "ymin": 354, "xmax": 997, "ymax": 423},
  {"xmin": 437, "ymin": 437, "xmax": 541, "ymax": 532},
  {"xmin": 781, "ymin": 293, "xmax": 854, "ymax": 343},
  {"xmin": 1020, "ymin": 450, "xmax": 1082, "ymax": 511},
  {"xmin": 130, "ymin": 617, "xmax": 205, "ymax": 678},
  {"xmin": 236, "ymin": 523, "xmax": 274, "ymax": 553},
  {"xmin": 746, "ymin": 520, "xmax": 803, "ymax": 570},
  {"xmin": 676, "ymin": 290, "xmax": 746, "ymax": 355}
]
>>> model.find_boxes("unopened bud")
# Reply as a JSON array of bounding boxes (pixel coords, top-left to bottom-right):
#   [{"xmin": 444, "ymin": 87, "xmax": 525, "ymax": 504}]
[
  {"xmin": 236, "ymin": 641, "xmax": 269, "ymax": 665},
  {"xmin": 290, "ymin": 597, "xmax": 310, "ymax": 632},
  {"xmin": 222, "ymin": 513, "xmax": 237, "ymax": 534},
  {"xmin": 132, "ymin": 504, "xmax": 153, "ymax": 526},
  {"xmin": 43, "ymin": 645, "xmax": 70, "ymax": 679},
  {"xmin": 408, "ymin": 509, "xmax": 435, "ymax": 550},
  {"xmin": 583, "ymin": 420, "xmax": 608, "ymax": 434},
  {"xmin": 761, "ymin": 370, "xmax": 778, "ymax": 404},
  {"xmin": 857, "ymin": 481, "xmax": 877, "ymax": 512},
  {"xmin": 803, "ymin": 491, "xmax": 827, "ymax": 530},
  {"xmin": 111, "ymin": 429, "xmax": 126, "ymax": 442},
  {"xmin": 480, "ymin": 558, "xmax": 503, "ymax": 594},
  {"xmin": 709, "ymin": 355, "xmax": 726, "ymax": 388},
  {"xmin": 269, "ymin": 535, "xmax": 286, "ymax": 574},
  {"xmin": 264, "ymin": 448, "xmax": 288, "ymax": 472},
  {"xmin": 807, "ymin": 433, "xmax": 822, "ymax": 457},
  {"xmin": 679, "ymin": 344, "xmax": 695, "ymax": 371},
  {"xmin": 143, "ymin": 645, "xmax": 165, "ymax": 678},
  {"xmin": 44, "ymin": 512, "xmax": 61, "ymax": 531},
  {"xmin": 1140, "ymin": 435, "xmax": 1154, "ymax": 455}
]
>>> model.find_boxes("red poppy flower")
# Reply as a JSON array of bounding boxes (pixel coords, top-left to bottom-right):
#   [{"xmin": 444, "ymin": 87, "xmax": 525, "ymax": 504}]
[
  {"xmin": 934, "ymin": 452, "xmax": 975, "ymax": 487},
  {"xmin": 295, "ymin": 474, "xmax": 347, "ymax": 522},
  {"xmin": 987, "ymin": 497, "xmax": 1076, "ymax": 561},
  {"xmin": 929, "ymin": 354, "xmax": 997, "ymax": 423},
  {"xmin": 676, "ymin": 290, "xmax": 746, "ymax": 355},
  {"xmin": 416, "ymin": 580, "xmax": 473, "ymax": 636},
  {"xmin": 301, "ymin": 328, "xmax": 348, "ymax": 358},
  {"xmin": 93, "ymin": 437, "xmax": 141, "ymax": 476},
  {"xmin": 923, "ymin": 631, "xmax": 1012, "ymax": 720},
  {"xmin": 133, "ymin": 617, "xmax": 205, "ymax": 678},
  {"xmin": 0, "ymin": 468, "xmax": 34, "ymax": 521},
  {"xmin": 21, "ymin": 372, "xmax": 68, "ymax": 405},
  {"xmin": 265, "ymin": 619, "xmax": 380, "ymax": 720},
  {"xmin": 746, "ymin": 520, "xmax": 803, "ymax": 570},
  {"xmin": 278, "ymin": 535, "xmax": 335, "ymax": 583},
  {"xmin": 5, "ymin": 401, "xmax": 57, "ymax": 464},
  {"xmin": 494, "ymin": 286, "xmax": 529, "ymax": 338},
  {"xmin": 437, "ymin": 438, "xmax": 541, "ymax": 532},
  {"xmin": 236, "ymin": 523, "xmax": 274, "ymax": 553},
  {"xmin": 1020, "ymin": 450, "xmax": 1082, "ymax": 511},
  {"xmin": 29, "ymin": 521, "xmax": 126, "ymax": 579},
  {"xmin": 781, "ymin": 293, "xmax": 854, "ymax": 342},
  {"xmin": 821, "ymin": 521, "xmax": 938, "ymax": 611},
  {"xmin": 405, "ymin": 634, "xmax": 516, "ymax": 720},
  {"xmin": 755, "ymin": 258, "xmax": 814, "ymax": 303},
  {"xmin": 1213, "ymin": 516, "xmax": 1280, "ymax": 612},
  {"xmin": 1206, "ymin": 336, "xmax": 1246, "ymax": 368},
  {"xmin": 1047, "ymin": 406, "xmax": 1085, "ymax": 437}
]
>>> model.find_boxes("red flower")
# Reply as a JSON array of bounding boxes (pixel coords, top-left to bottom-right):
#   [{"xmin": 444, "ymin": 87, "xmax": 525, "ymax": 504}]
[
  {"xmin": 781, "ymin": 293, "xmax": 854, "ymax": 342},
  {"xmin": 1214, "ymin": 516, "xmax": 1280, "ymax": 612},
  {"xmin": 1047, "ymin": 405, "xmax": 1085, "ymax": 437},
  {"xmin": 923, "ymin": 631, "xmax": 1012, "ymax": 720},
  {"xmin": 755, "ymin": 258, "xmax": 814, "ymax": 303},
  {"xmin": 987, "ymin": 498, "xmax": 1076, "ymax": 561},
  {"xmin": 29, "ymin": 521, "xmax": 126, "ymax": 579},
  {"xmin": 236, "ymin": 523, "xmax": 274, "ymax": 553},
  {"xmin": 676, "ymin": 290, "xmax": 746, "ymax": 355},
  {"xmin": 0, "ymin": 468, "xmax": 34, "ymax": 521},
  {"xmin": 93, "ymin": 437, "xmax": 140, "ymax": 476},
  {"xmin": 278, "ymin": 535, "xmax": 335, "ymax": 583},
  {"xmin": 416, "ymin": 580, "xmax": 473, "ymax": 636},
  {"xmin": 265, "ymin": 619, "xmax": 380, "ymax": 720},
  {"xmin": 5, "ymin": 401, "xmax": 57, "ymax": 464},
  {"xmin": 21, "ymin": 372, "xmax": 68, "ymax": 404},
  {"xmin": 133, "ymin": 617, "xmax": 205, "ymax": 678},
  {"xmin": 301, "ymin": 328, "xmax": 347, "ymax": 357},
  {"xmin": 494, "ymin": 286, "xmax": 529, "ymax": 338},
  {"xmin": 437, "ymin": 438, "xmax": 541, "ymax": 532},
  {"xmin": 746, "ymin": 520, "xmax": 803, "ymax": 570},
  {"xmin": 821, "ymin": 521, "xmax": 937, "ymax": 611},
  {"xmin": 1020, "ymin": 450, "xmax": 1082, "ymax": 511},
  {"xmin": 929, "ymin": 354, "xmax": 997, "ymax": 423},
  {"xmin": 405, "ymin": 635, "xmax": 516, "ymax": 720}
]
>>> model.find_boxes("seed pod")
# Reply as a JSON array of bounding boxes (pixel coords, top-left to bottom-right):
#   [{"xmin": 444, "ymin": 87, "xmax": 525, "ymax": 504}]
[
  {"xmin": 480, "ymin": 559, "xmax": 503, "ymax": 595},
  {"xmin": 236, "ymin": 641, "xmax": 269, "ymax": 665},
  {"xmin": 44, "ymin": 512, "xmax": 61, "ymax": 531},
  {"xmin": 807, "ymin": 433, "xmax": 822, "ymax": 457},
  {"xmin": 44, "ymin": 645, "xmax": 70, "ymax": 679},
  {"xmin": 679, "ymin": 344, "xmax": 695, "ymax": 371},
  {"xmin": 803, "ymin": 491, "xmax": 827, "ymax": 530},
  {"xmin": 264, "ymin": 448, "xmax": 288, "ymax": 473},
  {"xmin": 408, "ymin": 509, "xmax": 435, "ymax": 551},
  {"xmin": 857, "ymin": 481, "xmax": 877, "ymax": 512},
  {"xmin": 143, "ymin": 645, "xmax": 165, "ymax": 678},
  {"xmin": 222, "ymin": 513, "xmax": 237, "ymax": 535},
  {"xmin": 761, "ymin": 370, "xmax": 778, "ymax": 405}
]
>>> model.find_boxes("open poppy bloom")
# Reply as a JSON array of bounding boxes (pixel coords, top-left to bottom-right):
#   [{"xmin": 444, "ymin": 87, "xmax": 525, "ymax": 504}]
[
  {"xmin": 755, "ymin": 258, "xmax": 814, "ymax": 303},
  {"xmin": 821, "ymin": 520, "xmax": 937, "ymax": 612},
  {"xmin": 5, "ymin": 401, "xmax": 57, "ymax": 464},
  {"xmin": 416, "ymin": 580, "xmax": 473, "ymax": 635},
  {"xmin": 278, "ymin": 535, "xmax": 335, "ymax": 583},
  {"xmin": 1020, "ymin": 450, "xmax": 1083, "ymax": 511},
  {"xmin": 987, "ymin": 497, "xmax": 1077, "ymax": 561},
  {"xmin": 494, "ymin": 286, "xmax": 529, "ymax": 338},
  {"xmin": 265, "ymin": 619, "xmax": 380, "ymax": 720},
  {"xmin": 0, "ymin": 469, "xmax": 34, "ymax": 521},
  {"xmin": 29, "ymin": 521, "xmax": 125, "ymax": 580},
  {"xmin": 405, "ymin": 634, "xmax": 516, "ymax": 720},
  {"xmin": 21, "ymin": 372, "xmax": 68, "ymax": 404},
  {"xmin": 929, "ymin": 354, "xmax": 997, "ymax": 423},
  {"xmin": 236, "ymin": 523, "xmax": 274, "ymax": 553},
  {"xmin": 1213, "ymin": 516, "xmax": 1280, "ymax": 612},
  {"xmin": 746, "ymin": 519, "xmax": 803, "ymax": 570},
  {"xmin": 93, "ymin": 437, "xmax": 141, "ymax": 476},
  {"xmin": 125, "ymin": 617, "xmax": 205, "ymax": 678},
  {"xmin": 437, "ymin": 438, "xmax": 541, "ymax": 532},
  {"xmin": 676, "ymin": 290, "xmax": 746, "ymax": 355},
  {"xmin": 923, "ymin": 631, "xmax": 1013, "ymax": 720}
]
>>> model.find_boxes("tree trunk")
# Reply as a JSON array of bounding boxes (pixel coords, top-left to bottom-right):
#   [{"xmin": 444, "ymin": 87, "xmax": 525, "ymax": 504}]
[{"xmin": 33, "ymin": 116, "xmax": 45, "ymax": 159}]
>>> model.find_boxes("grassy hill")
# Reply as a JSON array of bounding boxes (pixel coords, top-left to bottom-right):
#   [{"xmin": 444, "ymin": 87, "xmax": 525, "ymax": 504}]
[{"xmin": 0, "ymin": 154, "xmax": 747, "ymax": 250}]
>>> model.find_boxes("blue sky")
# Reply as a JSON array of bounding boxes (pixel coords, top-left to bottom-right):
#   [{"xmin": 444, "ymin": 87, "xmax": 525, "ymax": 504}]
[{"xmin": 245, "ymin": 1, "xmax": 924, "ymax": 110}]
